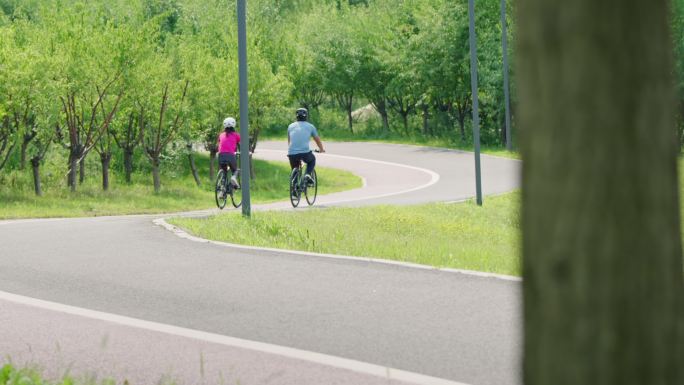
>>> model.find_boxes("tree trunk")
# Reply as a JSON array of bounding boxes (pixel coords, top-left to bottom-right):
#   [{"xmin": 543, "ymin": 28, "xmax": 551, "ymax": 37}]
[
  {"xmin": 187, "ymin": 143, "xmax": 201, "ymax": 187},
  {"xmin": 79, "ymin": 153, "xmax": 86, "ymax": 184},
  {"xmin": 347, "ymin": 105, "xmax": 354, "ymax": 134},
  {"xmin": 518, "ymin": 1, "xmax": 684, "ymax": 385},
  {"xmin": 100, "ymin": 152, "xmax": 111, "ymax": 191},
  {"xmin": 123, "ymin": 148, "xmax": 134, "ymax": 184},
  {"xmin": 401, "ymin": 112, "xmax": 409, "ymax": 134},
  {"xmin": 458, "ymin": 116, "xmax": 466, "ymax": 141},
  {"xmin": 31, "ymin": 156, "xmax": 42, "ymax": 196},
  {"xmin": 67, "ymin": 146, "xmax": 81, "ymax": 192},
  {"xmin": 373, "ymin": 99, "xmax": 390, "ymax": 134},
  {"xmin": 421, "ymin": 104, "xmax": 430, "ymax": 136},
  {"xmin": 209, "ymin": 149, "xmax": 217, "ymax": 180},
  {"xmin": 20, "ymin": 131, "xmax": 36, "ymax": 171},
  {"xmin": 381, "ymin": 110, "xmax": 389, "ymax": 134},
  {"xmin": 20, "ymin": 140, "xmax": 28, "ymax": 170},
  {"xmin": 151, "ymin": 157, "xmax": 161, "ymax": 193}
]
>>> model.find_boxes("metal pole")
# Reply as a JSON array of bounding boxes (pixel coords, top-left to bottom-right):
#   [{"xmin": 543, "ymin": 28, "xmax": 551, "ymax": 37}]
[
  {"xmin": 501, "ymin": 0, "xmax": 512, "ymax": 151},
  {"xmin": 468, "ymin": 0, "xmax": 483, "ymax": 206},
  {"xmin": 237, "ymin": 0, "xmax": 251, "ymax": 217}
]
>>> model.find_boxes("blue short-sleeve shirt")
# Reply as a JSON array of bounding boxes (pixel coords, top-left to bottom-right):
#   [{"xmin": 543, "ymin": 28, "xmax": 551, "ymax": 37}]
[{"xmin": 287, "ymin": 121, "xmax": 319, "ymax": 155}]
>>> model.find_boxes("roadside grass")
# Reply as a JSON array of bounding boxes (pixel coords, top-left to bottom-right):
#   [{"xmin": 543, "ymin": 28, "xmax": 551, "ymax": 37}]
[
  {"xmin": 0, "ymin": 155, "xmax": 361, "ymax": 219},
  {"xmin": 169, "ymin": 192, "xmax": 522, "ymax": 276},
  {"xmin": 0, "ymin": 364, "xmax": 110, "ymax": 385},
  {"xmin": 0, "ymin": 363, "xmax": 175, "ymax": 385},
  {"xmin": 167, "ymin": 156, "xmax": 684, "ymax": 276}
]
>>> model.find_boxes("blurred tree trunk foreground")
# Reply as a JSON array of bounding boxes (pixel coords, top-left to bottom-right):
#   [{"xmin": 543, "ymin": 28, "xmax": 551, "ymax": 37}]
[{"xmin": 517, "ymin": 0, "xmax": 684, "ymax": 384}]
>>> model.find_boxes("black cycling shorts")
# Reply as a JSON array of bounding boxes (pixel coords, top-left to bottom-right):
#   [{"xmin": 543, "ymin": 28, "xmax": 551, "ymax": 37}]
[{"xmin": 218, "ymin": 153, "xmax": 237, "ymax": 172}]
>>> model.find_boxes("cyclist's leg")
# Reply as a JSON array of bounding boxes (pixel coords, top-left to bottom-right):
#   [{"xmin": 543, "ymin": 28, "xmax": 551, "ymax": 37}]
[
  {"xmin": 218, "ymin": 153, "xmax": 229, "ymax": 173},
  {"xmin": 226, "ymin": 153, "xmax": 239, "ymax": 186},
  {"xmin": 287, "ymin": 154, "xmax": 301, "ymax": 170},
  {"xmin": 303, "ymin": 151, "xmax": 316, "ymax": 177},
  {"xmin": 288, "ymin": 154, "xmax": 303, "ymax": 182},
  {"xmin": 227, "ymin": 153, "xmax": 238, "ymax": 174}
]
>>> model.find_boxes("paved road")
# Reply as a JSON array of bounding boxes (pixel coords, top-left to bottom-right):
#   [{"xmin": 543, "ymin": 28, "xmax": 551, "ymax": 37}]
[{"xmin": 0, "ymin": 142, "xmax": 521, "ymax": 385}]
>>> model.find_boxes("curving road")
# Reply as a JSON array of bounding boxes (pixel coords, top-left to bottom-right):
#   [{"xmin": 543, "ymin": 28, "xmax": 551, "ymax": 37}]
[{"xmin": 0, "ymin": 142, "xmax": 521, "ymax": 385}]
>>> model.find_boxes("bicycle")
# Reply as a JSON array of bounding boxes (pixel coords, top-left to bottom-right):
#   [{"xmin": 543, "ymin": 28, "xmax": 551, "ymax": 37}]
[
  {"xmin": 289, "ymin": 153, "xmax": 318, "ymax": 208},
  {"xmin": 215, "ymin": 160, "xmax": 242, "ymax": 209}
]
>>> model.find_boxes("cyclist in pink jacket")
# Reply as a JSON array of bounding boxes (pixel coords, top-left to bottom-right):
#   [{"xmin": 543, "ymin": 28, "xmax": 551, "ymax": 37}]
[{"xmin": 217, "ymin": 117, "xmax": 240, "ymax": 188}]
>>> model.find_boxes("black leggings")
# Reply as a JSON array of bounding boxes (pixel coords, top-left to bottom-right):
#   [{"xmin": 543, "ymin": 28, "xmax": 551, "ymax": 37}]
[{"xmin": 288, "ymin": 151, "xmax": 316, "ymax": 176}]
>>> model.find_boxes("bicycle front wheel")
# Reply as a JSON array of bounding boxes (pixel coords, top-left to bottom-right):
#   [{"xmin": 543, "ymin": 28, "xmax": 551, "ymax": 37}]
[
  {"xmin": 290, "ymin": 168, "xmax": 301, "ymax": 208},
  {"xmin": 305, "ymin": 170, "xmax": 317, "ymax": 206},
  {"xmin": 215, "ymin": 170, "xmax": 227, "ymax": 210}
]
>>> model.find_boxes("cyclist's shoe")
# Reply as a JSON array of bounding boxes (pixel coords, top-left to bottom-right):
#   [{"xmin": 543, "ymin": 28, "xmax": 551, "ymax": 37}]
[
  {"xmin": 230, "ymin": 175, "xmax": 240, "ymax": 188},
  {"xmin": 304, "ymin": 174, "xmax": 314, "ymax": 187}
]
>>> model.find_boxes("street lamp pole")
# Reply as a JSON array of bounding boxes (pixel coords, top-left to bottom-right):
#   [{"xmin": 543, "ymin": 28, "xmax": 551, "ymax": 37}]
[
  {"xmin": 501, "ymin": 0, "xmax": 512, "ymax": 151},
  {"xmin": 468, "ymin": 0, "xmax": 483, "ymax": 206},
  {"xmin": 237, "ymin": 0, "xmax": 251, "ymax": 217}
]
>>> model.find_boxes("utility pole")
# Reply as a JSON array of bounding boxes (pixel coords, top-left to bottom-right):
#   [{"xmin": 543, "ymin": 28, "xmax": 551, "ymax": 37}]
[
  {"xmin": 501, "ymin": 0, "xmax": 512, "ymax": 151},
  {"xmin": 468, "ymin": 0, "xmax": 483, "ymax": 206},
  {"xmin": 237, "ymin": 0, "xmax": 251, "ymax": 217}
]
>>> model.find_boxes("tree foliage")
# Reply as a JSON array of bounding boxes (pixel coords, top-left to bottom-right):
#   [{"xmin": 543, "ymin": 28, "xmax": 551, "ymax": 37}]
[{"xmin": 0, "ymin": 0, "xmax": 682, "ymax": 195}]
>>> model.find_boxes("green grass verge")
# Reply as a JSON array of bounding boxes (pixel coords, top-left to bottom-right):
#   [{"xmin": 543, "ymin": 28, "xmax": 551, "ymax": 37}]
[
  {"xmin": 169, "ymin": 158, "xmax": 684, "ymax": 277},
  {"xmin": 0, "ymin": 364, "xmax": 112, "ymax": 385},
  {"xmin": 169, "ymin": 192, "xmax": 521, "ymax": 276},
  {"xmin": 0, "ymin": 156, "xmax": 361, "ymax": 219},
  {"xmin": 0, "ymin": 363, "xmax": 180, "ymax": 385}
]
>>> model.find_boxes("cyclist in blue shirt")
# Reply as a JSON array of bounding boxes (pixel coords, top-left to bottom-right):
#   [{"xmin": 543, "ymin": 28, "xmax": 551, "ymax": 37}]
[{"xmin": 288, "ymin": 108, "xmax": 325, "ymax": 186}]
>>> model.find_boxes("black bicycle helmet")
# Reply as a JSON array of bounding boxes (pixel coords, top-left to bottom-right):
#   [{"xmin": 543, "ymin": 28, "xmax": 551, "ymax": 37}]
[{"xmin": 296, "ymin": 108, "xmax": 308, "ymax": 121}]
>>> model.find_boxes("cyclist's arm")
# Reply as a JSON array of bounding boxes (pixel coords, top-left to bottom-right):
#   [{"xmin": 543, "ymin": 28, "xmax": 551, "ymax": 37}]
[{"xmin": 313, "ymin": 136, "xmax": 325, "ymax": 153}]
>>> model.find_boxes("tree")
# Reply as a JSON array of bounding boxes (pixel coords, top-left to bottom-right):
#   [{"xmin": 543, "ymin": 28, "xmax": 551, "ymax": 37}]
[
  {"xmin": 313, "ymin": 7, "xmax": 363, "ymax": 133},
  {"xmin": 0, "ymin": 114, "xmax": 15, "ymax": 172},
  {"xmin": 139, "ymin": 43, "xmax": 190, "ymax": 193},
  {"xmin": 0, "ymin": 24, "xmax": 16, "ymax": 171},
  {"xmin": 27, "ymin": 112, "xmax": 55, "ymax": 196},
  {"xmin": 355, "ymin": 5, "xmax": 394, "ymax": 133},
  {"xmin": 50, "ymin": 10, "xmax": 124, "ymax": 191},
  {"xmin": 518, "ymin": 1, "xmax": 684, "ymax": 385},
  {"xmin": 111, "ymin": 108, "xmax": 143, "ymax": 184}
]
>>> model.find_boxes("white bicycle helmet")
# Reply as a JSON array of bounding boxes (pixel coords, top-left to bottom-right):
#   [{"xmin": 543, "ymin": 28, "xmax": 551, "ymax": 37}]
[{"xmin": 223, "ymin": 117, "xmax": 236, "ymax": 129}]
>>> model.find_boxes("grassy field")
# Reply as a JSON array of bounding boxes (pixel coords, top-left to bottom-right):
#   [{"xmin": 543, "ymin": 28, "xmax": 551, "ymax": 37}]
[
  {"xmin": 0, "ymin": 155, "xmax": 361, "ymax": 219},
  {"xmin": 169, "ymin": 192, "xmax": 521, "ymax": 276}
]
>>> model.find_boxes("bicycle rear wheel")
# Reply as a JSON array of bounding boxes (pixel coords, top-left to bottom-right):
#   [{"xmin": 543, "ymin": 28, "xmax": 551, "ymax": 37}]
[
  {"xmin": 305, "ymin": 169, "xmax": 317, "ymax": 206},
  {"xmin": 215, "ymin": 170, "xmax": 227, "ymax": 209},
  {"xmin": 230, "ymin": 172, "xmax": 242, "ymax": 208},
  {"xmin": 290, "ymin": 168, "xmax": 301, "ymax": 207}
]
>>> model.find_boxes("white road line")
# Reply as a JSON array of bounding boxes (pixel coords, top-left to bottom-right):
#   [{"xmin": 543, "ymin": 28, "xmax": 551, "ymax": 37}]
[
  {"xmin": 255, "ymin": 149, "xmax": 440, "ymax": 205},
  {"xmin": 154, "ymin": 218, "xmax": 521, "ymax": 282},
  {"xmin": 0, "ymin": 290, "xmax": 471, "ymax": 385}
]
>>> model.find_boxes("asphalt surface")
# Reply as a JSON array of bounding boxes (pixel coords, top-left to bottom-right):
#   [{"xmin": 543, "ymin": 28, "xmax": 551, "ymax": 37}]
[{"xmin": 0, "ymin": 141, "xmax": 521, "ymax": 385}]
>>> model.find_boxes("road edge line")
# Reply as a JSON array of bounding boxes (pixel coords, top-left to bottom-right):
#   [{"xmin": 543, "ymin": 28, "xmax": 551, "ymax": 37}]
[
  {"xmin": 0, "ymin": 290, "xmax": 471, "ymax": 385},
  {"xmin": 154, "ymin": 218, "xmax": 521, "ymax": 282}
]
